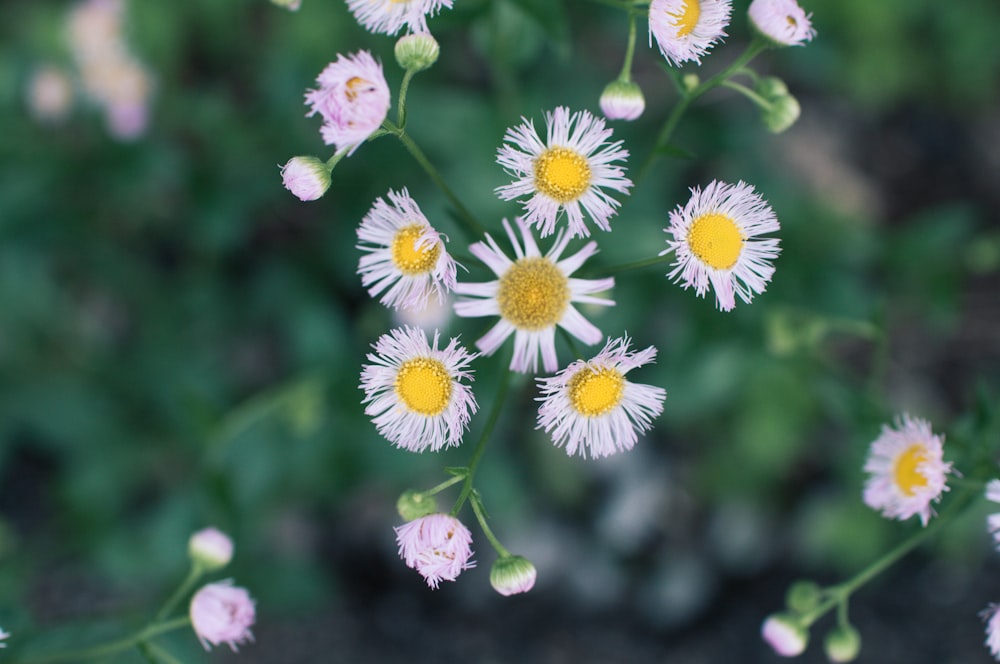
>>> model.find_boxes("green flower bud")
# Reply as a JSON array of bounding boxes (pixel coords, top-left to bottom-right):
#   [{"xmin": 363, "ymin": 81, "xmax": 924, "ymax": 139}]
[
  {"xmin": 489, "ymin": 555, "xmax": 537, "ymax": 596},
  {"xmin": 762, "ymin": 93, "xmax": 801, "ymax": 133},
  {"xmin": 599, "ymin": 80, "xmax": 645, "ymax": 121},
  {"xmin": 824, "ymin": 624, "xmax": 861, "ymax": 663},
  {"xmin": 270, "ymin": 0, "xmax": 301, "ymax": 10},
  {"xmin": 397, "ymin": 490, "xmax": 438, "ymax": 521},
  {"xmin": 785, "ymin": 580, "xmax": 823, "ymax": 613},
  {"xmin": 395, "ymin": 33, "xmax": 440, "ymax": 73},
  {"xmin": 682, "ymin": 73, "xmax": 700, "ymax": 93}
]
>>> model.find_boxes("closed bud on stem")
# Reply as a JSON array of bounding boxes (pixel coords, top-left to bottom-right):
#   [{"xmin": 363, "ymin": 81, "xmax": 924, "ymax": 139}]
[
  {"xmin": 280, "ymin": 156, "xmax": 332, "ymax": 201},
  {"xmin": 785, "ymin": 580, "xmax": 822, "ymax": 613},
  {"xmin": 824, "ymin": 624, "xmax": 861, "ymax": 663},
  {"xmin": 395, "ymin": 33, "xmax": 440, "ymax": 73},
  {"xmin": 397, "ymin": 490, "xmax": 438, "ymax": 521},
  {"xmin": 270, "ymin": 0, "xmax": 301, "ymax": 10},
  {"xmin": 188, "ymin": 527, "xmax": 234, "ymax": 572},
  {"xmin": 599, "ymin": 80, "xmax": 645, "ymax": 121},
  {"xmin": 762, "ymin": 613, "xmax": 809, "ymax": 657},
  {"xmin": 756, "ymin": 76, "xmax": 800, "ymax": 133},
  {"xmin": 489, "ymin": 555, "xmax": 537, "ymax": 596},
  {"xmin": 682, "ymin": 73, "xmax": 700, "ymax": 93}
]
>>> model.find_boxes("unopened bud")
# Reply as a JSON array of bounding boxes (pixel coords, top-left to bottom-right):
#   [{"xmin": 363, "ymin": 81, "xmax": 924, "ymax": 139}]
[
  {"xmin": 762, "ymin": 613, "xmax": 809, "ymax": 657},
  {"xmin": 489, "ymin": 555, "xmax": 537, "ymax": 596},
  {"xmin": 395, "ymin": 33, "xmax": 440, "ymax": 73},
  {"xmin": 824, "ymin": 624, "xmax": 861, "ymax": 663},
  {"xmin": 785, "ymin": 580, "xmax": 822, "ymax": 613},
  {"xmin": 397, "ymin": 490, "xmax": 438, "ymax": 522},
  {"xmin": 271, "ymin": 0, "xmax": 302, "ymax": 10},
  {"xmin": 599, "ymin": 80, "xmax": 645, "ymax": 121},
  {"xmin": 280, "ymin": 156, "xmax": 331, "ymax": 201},
  {"xmin": 188, "ymin": 527, "xmax": 234, "ymax": 571}
]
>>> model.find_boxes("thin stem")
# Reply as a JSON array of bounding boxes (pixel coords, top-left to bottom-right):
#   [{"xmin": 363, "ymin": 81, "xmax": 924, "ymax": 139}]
[
  {"xmin": 391, "ymin": 126, "xmax": 487, "ymax": 239},
  {"xmin": 23, "ymin": 617, "xmax": 191, "ymax": 664},
  {"xmin": 599, "ymin": 253, "xmax": 674, "ymax": 276},
  {"xmin": 155, "ymin": 564, "xmax": 204, "ymax": 622},
  {"xmin": 424, "ymin": 473, "xmax": 466, "ymax": 497},
  {"xmin": 396, "ymin": 68, "xmax": 417, "ymax": 129},
  {"xmin": 451, "ymin": 354, "xmax": 513, "ymax": 516},
  {"xmin": 145, "ymin": 641, "xmax": 186, "ymax": 664},
  {"xmin": 618, "ymin": 11, "xmax": 638, "ymax": 81},
  {"xmin": 720, "ymin": 79, "xmax": 771, "ymax": 110},
  {"xmin": 324, "ymin": 148, "xmax": 348, "ymax": 171},
  {"xmin": 470, "ymin": 490, "xmax": 511, "ymax": 557}
]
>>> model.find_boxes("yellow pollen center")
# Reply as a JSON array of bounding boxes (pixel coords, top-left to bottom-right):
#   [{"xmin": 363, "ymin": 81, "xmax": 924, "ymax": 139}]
[
  {"xmin": 567, "ymin": 367, "xmax": 625, "ymax": 417},
  {"xmin": 394, "ymin": 357, "xmax": 452, "ymax": 416},
  {"xmin": 533, "ymin": 147, "xmax": 591, "ymax": 204},
  {"xmin": 786, "ymin": 15, "xmax": 798, "ymax": 27},
  {"xmin": 687, "ymin": 212, "xmax": 744, "ymax": 270},
  {"xmin": 669, "ymin": 0, "xmax": 701, "ymax": 37},
  {"xmin": 894, "ymin": 444, "xmax": 929, "ymax": 496},
  {"xmin": 390, "ymin": 224, "xmax": 440, "ymax": 276},
  {"xmin": 344, "ymin": 76, "xmax": 373, "ymax": 101},
  {"xmin": 497, "ymin": 257, "xmax": 570, "ymax": 330}
]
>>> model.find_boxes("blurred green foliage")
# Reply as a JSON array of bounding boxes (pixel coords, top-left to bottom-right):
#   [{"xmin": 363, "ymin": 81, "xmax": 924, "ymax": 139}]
[{"xmin": 1, "ymin": 0, "xmax": 999, "ymax": 659}]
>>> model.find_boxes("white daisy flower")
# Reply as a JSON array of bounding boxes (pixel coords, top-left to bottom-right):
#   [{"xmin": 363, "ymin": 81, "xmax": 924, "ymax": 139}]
[
  {"xmin": 985, "ymin": 479, "xmax": 1000, "ymax": 550},
  {"xmin": 536, "ymin": 336, "xmax": 666, "ymax": 458},
  {"xmin": 359, "ymin": 326, "xmax": 478, "ymax": 452},
  {"xmin": 983, "ymin": 603, "xmax": 1000, "ymax": 661},
  {"xmin": 748, "ymin": 0, "xmax": 816, "ymax": 47},
  {"xmin": 495, "ymin": 107, "xmax": 632, "ymax": 240},
  {"xmin": 345, "ymin": 0, "xmax": 453, "ymax": 36},
  {"xmin": 862, "ymin": 414, "xmax": 953, "ymax": 526},
  {"xmin": 660, "ymin": 180, "xmax": 780, "ymax": 312},
  {"xmin": 357, "ymin": 188, "xmax": 459, "ymax": 311},
  {"xmin": 648, "ymin": 0, "xmax": 733, "ymax": 67},
  {"xmin": 453, "ymin": 217, "xmax": 614, "ymax": 374}
]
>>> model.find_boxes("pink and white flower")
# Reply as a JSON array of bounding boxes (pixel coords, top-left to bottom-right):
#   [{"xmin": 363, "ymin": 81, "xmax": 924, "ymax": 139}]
[
  {"xmin": 345, "ymin": 0, "xmax": 453, "ymax": 36},
  {"xmin": 983, "ymin": 604, "xmax": 1000, "ymax": 661},
  {"xmin": 453, "ymin": 217, "xmax": 615, "ymax": 374},
  {"xmin": 536, "ymin": 336, "xmax": 666, "ymax": 458},
  {"xmin": 761, "ymin": 614, "xmax": 808, "ymax": 657},
  {"xmin": 490, "ymin": 555, "xmax": 537, "ymax": 596},
  {"xmin": 661, "ymin": 180, "xmax": 780, "ymax": 312},
  {"xmin": 305, "ymin": 51, "xmax": 390, "ymax": 156},
  {"xmin": 189, "ymin": 581, "xmax": 256, "ymax": 652},
  {"xmin": 495, "ymin": 107, "xmax": 631, "ymax": 239},
  {"xmin": 748, "ymin": 0, "xmax": 816, "ymax": 47},
  {"xmin": 862, "ymin": 414, "xmax": 953, "ymax": 526},
  {"xmin": 359, "ymin": 326, "xmax": 478, "ymax": 452},
  {"xmin": 357, "ymin": 188, "xmax": 458, "ymax": 311},
  {"xmin": 395, "ymin": 513, "xmax": 475, "ymax": 588},
  {"xmin": 649, "ymin": 0, "xmax": 733, "ymax": 67},
  {"xmin": 985, "ymin": 480, "xmax": 1000, "ymax": 550},
  {"xmin": 188, "ymin": 527, "xmax": 234, "ymax": 571},
  {"xmin": 280, "ymin": 156, "xmax": 331, "ymax": 201},
  {"xmin": 0, "ymin": 626, "xmax": 9, "ymax": 648}
]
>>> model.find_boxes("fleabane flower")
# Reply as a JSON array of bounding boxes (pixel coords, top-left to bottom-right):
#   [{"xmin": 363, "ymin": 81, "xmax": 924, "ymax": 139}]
[
  {"xmin": 395, "ymin": 513, "xmax": 474, "ymax": 589},
  {"xmin": 280, "ymin": 156, "xmax": 331, "ymax": 201},
  {"xmin": 357, "ymin": 188, "xmax": 458, "ymax": 311},
  {"xmin": 359, "ymin": 326, "xmax": 477, "ymax": 452},
  {"xmin": 649, "ymin": 0, "xmax": 733, "ymax": 67},
  {"xmin": 189, "ymin": 581, "xmax": 255, "ymax": 652},
  {"xmin": 985, "ymin": 479, "xmax": 1000, "ymax": 550},
  {"xmin": 862, "ymin": 414, "xmax": 953, "ymax": 526},
  {"xmin": 305, "ymin": 51, "xmax": 390, "ymax": 156},
  {"xmin": 346, "ymin": 0, "xmax": 452, "ymax": 36},
  {"xmin": 453, "ymin": 217, "xmax": 614, "ymax": 374},
  {"xmin": 536, "ymin": 336, "xmax": 666, "ymax": 458},
  {"xmin": 495, "ymin": 107, "xmax": 631, "ymax": 239},
  {"xmin": 983, "ymin": 604, "xmax": 1000, "ymax": 661},
  {"xmin": 0, "ymin": 627, "xmax": 9, "ymax": 648},
  {"xmin": 660, "ymin": 180, "xmax": 780, "ymax": 312},
  {"xmin": 748, "ymin": 0, "xmax": 816, "ymax": 47}
]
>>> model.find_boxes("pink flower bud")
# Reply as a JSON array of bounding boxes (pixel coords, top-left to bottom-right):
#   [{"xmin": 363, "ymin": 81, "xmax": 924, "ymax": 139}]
[
  {"xmin": 189, "ymin": 581, "xmax": 256, "ymax": 652},
  {"xmin": 188, "ymin": 527, "xmax": 234, "ymax": 571},
  {"xmin": 395, "ymin": 514, "xmax": 474, "ymax": 589},
  {"xmin": 280, "ymin": 156, "xmax": 331, "ymax": 201}
]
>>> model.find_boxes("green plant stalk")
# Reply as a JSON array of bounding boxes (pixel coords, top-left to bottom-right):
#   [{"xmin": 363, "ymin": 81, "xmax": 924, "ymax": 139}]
[
  {"xmin": 22, "ymin": 617, "xmax": 191, "ymax": 664},
  {"xmin": 423, "ymin": 473, "xmax": 466, "ymax": 497},
  {"xmin": 396, "ymin": 68, "xmax": 417, "ymax": 129},
  {"xmin": 599, "ymin": 252, "xmax": 675, "ymax": 276},
  {"xmin": 470, "ymin": 490, "xmax": 512, "ymax": 558},
  {"xmin": 155, "ymin": 563, "xmax": 205, "ymax": 622},
  {"xmin": 617, "ymin": 11, "xmax": 638, "ymax": 81}
]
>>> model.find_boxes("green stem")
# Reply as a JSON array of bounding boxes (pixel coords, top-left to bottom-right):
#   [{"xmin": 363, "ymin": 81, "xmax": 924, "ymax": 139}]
[
  {"xmin": 599, "ymin": 253, "xmax": 675, "ymax": 275},
  {"xmin": 396, "ymin": 68, "xmax": 416, "ymax": 129},
  {"xmin": 390, "ymin": 125, "xmax": 487, "ymax": 239},
  {"xmin": 324, "ymin": 148, "xmax": 348, "ymax": 171},
  {"xmin": 424, "ymin": 473, "xmax": 466, "ymax": 497},
  {"xmin": 144, "ymin": 641, "xmax": 186, "ymax": 664},
  {"xmin": 451, "ymin": 355, "xmax": 513, "ymax": 516},
  {"xmin": 155, "ymin": 563, "xmax": 204, "ymax": 622},
  {"xmin": 470, "ymin": 490, "xmax": 511, "ymax": 557},
  {"xmin": 618, "ymin": 11, "xmax": 638, "ymax": 82},
  {"xmin": 23, "ymin": 617, "xmax": 191, "ymax": 664},
  {"xmin": 720, "ymin": 79, "xmax": 772, "ymax": 110}
]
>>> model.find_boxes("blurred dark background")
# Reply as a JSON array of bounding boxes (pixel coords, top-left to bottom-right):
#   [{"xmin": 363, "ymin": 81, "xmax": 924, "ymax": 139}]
[{"xmin": 2, "ymin": 0, "xmax": 1000, "ymax": 661}]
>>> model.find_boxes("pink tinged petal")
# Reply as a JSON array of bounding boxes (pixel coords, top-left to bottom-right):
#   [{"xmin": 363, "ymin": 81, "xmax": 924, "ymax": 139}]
[{"xmin": 558, "ymin": 306, "xmax": 604, "ymax": 346}]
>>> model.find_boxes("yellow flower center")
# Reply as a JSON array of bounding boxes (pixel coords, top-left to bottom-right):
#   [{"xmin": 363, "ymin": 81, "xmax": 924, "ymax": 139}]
[
  {"xmin": 786, "ymin": 15, "xmax": 798, "ymax": 28},
  {"xmin": 567, "ymin": 367, "xmax": 625, "ymax": 417},
  {"xmin": 669, "ymin": 0, "xmax": 701, "ymax": 37},
  {"xmin": 391, "ymin": 224, "xmax": 440, "ymax": 276},
  {"xmin": 687, "ymin": 212, "xmax": 744, "ymax": 270},
  {"xmin": 533, "ymin": 147, "xmax": 591, "ymax": 204},
  {"xmin": 344, "ymin": 76, "xmax": 374, "ymax": 101},
  {"xmin": 894, "ymin": 444, "xmax": 929, "ymax": 496},
  {"xmin": 497, "ymin": 257, "xmax": 570, "ymax": 330},
  {"xmin": 394, "ymin": 357, "xmax": 452, "ymax": 416}
]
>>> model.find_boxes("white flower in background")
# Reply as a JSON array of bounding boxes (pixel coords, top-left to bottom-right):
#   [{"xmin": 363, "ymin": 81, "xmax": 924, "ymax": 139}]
[
  {"xmin": 648, "ymin": 0, "xmax": 733, "ymax": 66},
  {"xmin": 748, "ymin": 0, "xmax": 816, "ymax": 47},
  {"xmin": 345, "ymin": 0, "xmax": 453, "ymax": 36}
]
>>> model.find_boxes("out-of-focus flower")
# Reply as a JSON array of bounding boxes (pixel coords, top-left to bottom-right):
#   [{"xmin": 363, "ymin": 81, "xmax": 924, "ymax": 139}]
[
  {"xmin": 0, "ymin": 626, "xmax": 10, "ymax": 647},
  {"xmin": 536, "ymin": 336, "xmax": 666, "ymax": 458},
  {"xmin": 748, "ymin": 0, "xmax": 816, "ymax": 47},
  {"xmin": 188, "ymin": 527, "xmax": 234, "ymax": 571},
  {"xmin": 395, "ymin": 513, "xmax": 475, "ymax": 588},
  {"xmin": 271, "ymin": 0, "xmax": 301, "ymax": 10},
  {"xmin": 305, "ymin": 51, "xmax": 390, "ymax": 156},
  {"xmin": 862, "ymin": 414, "xmax": 952, "ymax": 526},
  {"xmin": 986, "ymin": 480, "xmax": 1000, "ymax": 549},
  {"xmin": 648, "ymin": 0, "xmax": 732, "ymax": 67},
  {"xmin": 359, "ymin": 326, "xmax": 478, "ymax": 452},
  {"xmin": 983, "ymin": 603, "xmax": 1000, "ymax": 661},
  {"xmin": 453, "ymin": 217, "xmax": 614, "ymax": 374},
  {"xmin": 280, "ymin": 156, "xmax": 332, "ymax": 201},
  {"xmin": 357, "ymin": 188, "xmax": 458, "ymax": 311},
  {"xmin": 189, "ymin": 581, "xmax": 256, "ymax": 652},
  {"xmin": 346, "ymin": 0, "xmax": 453, "ymax": 36},
  {"xmin": 762, "ymin": 613, "xmax": 808, "ymax": 657},
  {"xmin": 660, "ymin": 180, "xmax": 780, "ymax": 312},
  {"xmin": 495, "ymin": 107, "xmax": 631, "ymax": 239},
  {"xmin": 824, "ymin": 624, "xmax": 861, "ymax": 663},
  {"xmin": 27, "ymin": 66, "xmax": 74, "ymax": 123},
  {"xmin": 490, "ymin": 555, "xmax": 537, "ymax": 596},
  {"xmin": 599, "ymin": 80, "xmax": 646, "ymax": 121}
]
